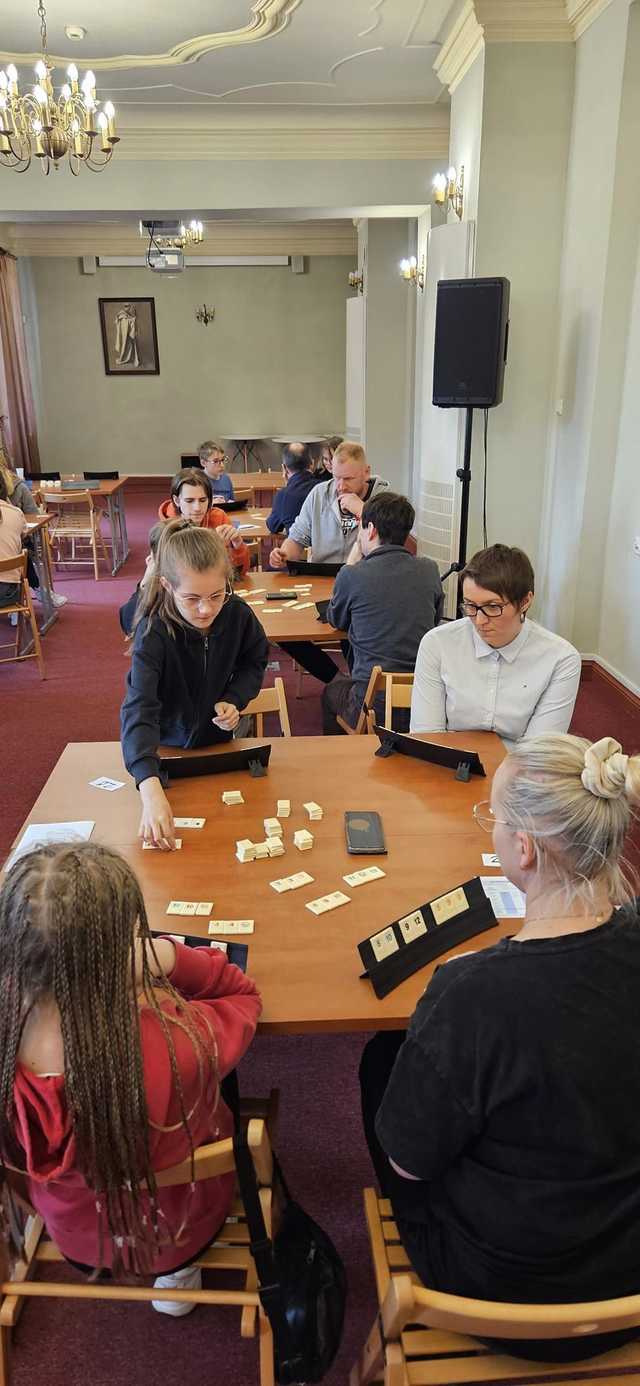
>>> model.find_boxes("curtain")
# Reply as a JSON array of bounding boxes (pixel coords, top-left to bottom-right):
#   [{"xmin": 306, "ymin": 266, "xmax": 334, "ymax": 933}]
[{"xmin": 0, "ymin": 251, "xmax": 40, "ymax": 476}]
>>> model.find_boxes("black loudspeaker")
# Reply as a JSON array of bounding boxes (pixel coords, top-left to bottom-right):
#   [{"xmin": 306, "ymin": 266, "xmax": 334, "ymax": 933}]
[{"xmin": 433, "ymin": 277, "xmax": 510, "ymax": 408}]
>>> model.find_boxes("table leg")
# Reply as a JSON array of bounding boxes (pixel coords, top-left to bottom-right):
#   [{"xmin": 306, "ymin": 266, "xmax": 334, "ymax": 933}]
[
  {"xmin": 21, "ymin": 528, "xmax": 58, "ymax": 653},
  {"xmin": 106, "ymin": 492, "xmax": 129, "ymax": 575}
]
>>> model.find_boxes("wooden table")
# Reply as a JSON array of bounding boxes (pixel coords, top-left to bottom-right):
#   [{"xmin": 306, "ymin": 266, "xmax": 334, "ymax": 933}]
[
  {"xmin": 236, "ymin": 571, "xmax": 343, "ymax": 643},
  {"xmin": 5, "ymin": 734, "xmax": 509, "ymax": 1034},
  {"xmin": 239, "ymin": 471, "xmax": 285, "ymax": 506},
  {"xmin": 38, "ymin": 477, "xmax": 130, "ymax": 575},
  {"xmin": 24, "ymin": 515, "xmax": 58, "ymax": 643},
  {"xmin": 232, "ymin": 508, "xmax": 274, "ymax": 542}
]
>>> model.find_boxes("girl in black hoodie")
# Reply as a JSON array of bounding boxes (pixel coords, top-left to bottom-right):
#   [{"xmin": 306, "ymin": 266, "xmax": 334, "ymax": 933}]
[{"xmin": 121, "ymin": 520, "xmax": 268, "ymax": 849}]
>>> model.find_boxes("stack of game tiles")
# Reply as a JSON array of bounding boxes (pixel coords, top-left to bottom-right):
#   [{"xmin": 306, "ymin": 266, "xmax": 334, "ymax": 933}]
[
  {"xmin": 266, "ymin": 837, "xmax": 285, "ymax": 858},
  {"xmin": 293, "ymin": 828, "xmax": 314, "ymax": 852},
  {"xmin": 264, "ymin": 817, "xmax": 283, "ymax": 838},
  {"xmin": 276, "ymin": 799, "xmax": 291, "ymax": 819},
  {"xmin": 303, "ymin": 801, "xmax": 323, "ymax": 821},
  {"xmin": 236, "ymin": 839, "xmax": 256, "ymax": 863},
  {"xmin": 222, "ymin": 790, "xmax": 244, "ymax": 805}
]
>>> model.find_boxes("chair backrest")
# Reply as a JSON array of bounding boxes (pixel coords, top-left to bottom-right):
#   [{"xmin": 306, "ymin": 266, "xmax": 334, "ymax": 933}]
[
  {"xmin": 242, "ymin": 676, "xmax": 291, "ymax": 736},
  {"xmin": 339, "ymin": 665, "xmax": 383, "ymax": 735},
  {"xmin": 83, "ymin": 470, "xmax": 119, "ymax": 480},
  {"xmin": 383, "ymin": 672, "xmax": 414, "ymax": 726},
  {"xmin": 48, "ymin": 491, "xmax": 98, "ymax": 515},
  {"xmin": 0, "ymin": 552, "xmax": 27, "ymax": 581},
  {"xmin": 155, "ymin": 1117, "xmax": 272, "ymax": 1189},
  {"xmin": 382, "ymin": 1273, "xmax": 640, "ymax": 1346}
]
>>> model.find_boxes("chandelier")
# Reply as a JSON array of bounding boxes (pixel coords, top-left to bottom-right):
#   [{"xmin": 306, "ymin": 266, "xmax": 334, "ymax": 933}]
[{"xmin": 0, "ymin": 1, "xmax": 119, "ymax": 175}]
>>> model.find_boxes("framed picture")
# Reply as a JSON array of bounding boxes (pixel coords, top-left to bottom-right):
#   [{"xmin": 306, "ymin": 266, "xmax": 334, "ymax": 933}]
[{"xmin": 98, "ymin": 297, "xmax": 160, "ymax": 376}]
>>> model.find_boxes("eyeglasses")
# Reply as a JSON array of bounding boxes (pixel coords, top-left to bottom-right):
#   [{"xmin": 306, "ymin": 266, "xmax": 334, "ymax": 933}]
[
  {"xmin": 175, "ymin": 582, "xmax": 232, "ymax": 612},
  {"xmin": 472, "ymin": 800, "xmax": 511, "ymax": 832},
  {"xmin": 462, "ymin": 600, "xmax": 507, "ymax": 619}
]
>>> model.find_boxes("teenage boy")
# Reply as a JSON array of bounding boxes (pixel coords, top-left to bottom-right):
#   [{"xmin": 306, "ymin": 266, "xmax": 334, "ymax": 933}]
[
  {"xmin": 198, "ymin": 440, "xmax": 235, "ymax": 502},
  {"xmin": 159, "ymin": 468, "xmax": 249, "ymax": 575}
]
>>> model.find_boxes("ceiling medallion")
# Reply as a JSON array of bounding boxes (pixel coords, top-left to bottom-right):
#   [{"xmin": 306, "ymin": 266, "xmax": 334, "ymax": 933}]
[{"xmin": 0, "ymin": 0, "xmax": 119, "ymax": 174}]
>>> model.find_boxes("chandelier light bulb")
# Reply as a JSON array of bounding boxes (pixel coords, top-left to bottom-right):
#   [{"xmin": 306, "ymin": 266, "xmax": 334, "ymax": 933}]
[
  {"xmin": 97, "ymin": 112, "xmax": 107, "ymax": 128},
  {"xmin": 61, "ymin": 82, "xmax": 71, "ymax": 101},
  {"xmin": 0, "ymin": 72, "xmax": 8, "ymax": 90},
  {"xmin": 33, "ymin": 85, "xmax": 48, "ymax": 105},
  {"xmin": 83, "ymin": 69, "xmax": 96, "ymax": 89},
  {"xmin": 448, "ymin": 166, "xmax": 457, "ymax": 181},
  {"xmin": 67, "ymin": 62, "xmax": 78, "ymax": 81},
  {"xmin": 7, "ymin": 64, "xmax": 18, "ymax": 83},
  {"xmin": 35, "ymin": 59, "xmax": 48, "ymax": 79},
  {"xmin": 400, "ymin": 259, "xmax": 409, "ymax": 273},
  {"xmin": 103, "ymin": 100, "xmax": 115, "ymax": 118},
  {"xmin": 433, "ymin": 172, "xmax": 446, "ymax": 191}
]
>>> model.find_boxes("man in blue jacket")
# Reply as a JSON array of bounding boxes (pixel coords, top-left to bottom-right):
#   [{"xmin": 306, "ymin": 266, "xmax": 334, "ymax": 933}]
[
  {"xmin": 266, "ymin": 443, "xmax": 320, "ymax": 535},
  {"xmin": 322, "ymin": 492, "xmax": 443, "ymax": 733}
]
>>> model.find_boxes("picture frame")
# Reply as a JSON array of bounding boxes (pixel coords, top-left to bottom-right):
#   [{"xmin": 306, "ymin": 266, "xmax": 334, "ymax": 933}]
[{"xmin": 98, "ymin": 297, "xmax": 160, "ymax": 376}]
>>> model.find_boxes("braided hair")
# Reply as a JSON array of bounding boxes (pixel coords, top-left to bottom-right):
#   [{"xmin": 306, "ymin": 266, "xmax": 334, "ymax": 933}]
[{"xmin": 0, "ymin": 842, "xmax": 219, "ymax": 1277}]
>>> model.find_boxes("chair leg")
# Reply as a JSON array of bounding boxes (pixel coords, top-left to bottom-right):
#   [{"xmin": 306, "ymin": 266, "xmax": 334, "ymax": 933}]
[
  {"xmin": 258, "ymin": 1309, "xmax": 275, "ymax": 1386},
  {"xmin": 91, "ymin": 524, "xmax": 99, "ymax": 581},
  {"xmin": 25, "ymin": 590, "xmax": 46, "ymax": 680},
  {"xmin": 0, "ymin": 1322, "xmax": 10, "ymax": 1386}
]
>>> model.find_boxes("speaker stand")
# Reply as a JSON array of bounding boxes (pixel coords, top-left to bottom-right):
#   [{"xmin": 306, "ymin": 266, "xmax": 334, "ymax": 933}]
[{"xmin": 440, "ymin": 406, "xmax": 474, "ymax": 601}]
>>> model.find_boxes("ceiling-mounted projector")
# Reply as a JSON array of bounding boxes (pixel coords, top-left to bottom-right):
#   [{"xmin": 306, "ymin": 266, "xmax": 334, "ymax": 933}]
[
  {"xmin": 140, "ymin": 220, "xmax": 185, "ymax": 274},
  {"xmin": 147, "ymin": 245, "xmax": 184, "ymax": 274}
]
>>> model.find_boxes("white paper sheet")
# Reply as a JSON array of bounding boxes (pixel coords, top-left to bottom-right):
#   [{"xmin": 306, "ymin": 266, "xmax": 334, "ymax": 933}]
[
  {"xmin": 480, "ymin": 876, "xmax": 526, "ymax": 919},
  {"xmin": 7, "ymin": 821, "xmax": 95, "ymax": 872}
]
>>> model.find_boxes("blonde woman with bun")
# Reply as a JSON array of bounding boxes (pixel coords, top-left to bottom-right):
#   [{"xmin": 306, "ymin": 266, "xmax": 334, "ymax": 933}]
[{"xmin": 362, "ymin": 733, "xmax": 640, "ymax": 1362}]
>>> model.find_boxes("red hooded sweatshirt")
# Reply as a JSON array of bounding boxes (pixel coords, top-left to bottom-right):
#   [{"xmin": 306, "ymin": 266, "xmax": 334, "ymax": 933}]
[
  {"xmin": 12, "ymin": 942, "xmax": 261, "ymax": 1272},
  {"xmin": 158, "ymin": 499, "xmax": 250, "ymax": 576}
]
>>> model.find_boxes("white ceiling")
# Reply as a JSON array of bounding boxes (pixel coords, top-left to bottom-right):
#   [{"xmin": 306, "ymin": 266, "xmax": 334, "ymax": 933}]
[{"xmin": 1, "ymin": 0, "xmax": 453, "ymax": 107}]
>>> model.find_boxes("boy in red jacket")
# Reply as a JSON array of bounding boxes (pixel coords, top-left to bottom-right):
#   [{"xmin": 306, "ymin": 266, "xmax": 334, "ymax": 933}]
[{"xmin": 160, "ymin": 467, "xmax": 250, "ymax": 576}]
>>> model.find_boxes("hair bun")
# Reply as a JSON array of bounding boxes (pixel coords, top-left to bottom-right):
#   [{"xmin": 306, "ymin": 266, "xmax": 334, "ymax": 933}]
[{"xmin": 581, "ymin": 736, "xmax": 630, "ymax": 799}]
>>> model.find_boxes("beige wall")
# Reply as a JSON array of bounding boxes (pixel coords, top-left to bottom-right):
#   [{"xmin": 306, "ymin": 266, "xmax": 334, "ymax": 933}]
[
  {"xmin": 28, "ymin": 256, "xmax": 349, "ymax": 475},
  {"xmin": 363, "ymin": 219, "xmax": 415, "ymax": 494},
  {"xmin": 448, "ymin": 48, "xmax": 485, "ymax": 228},
  {"xmin": 468, "ymin": 42, "xmax": 575, "ymax": 565}
]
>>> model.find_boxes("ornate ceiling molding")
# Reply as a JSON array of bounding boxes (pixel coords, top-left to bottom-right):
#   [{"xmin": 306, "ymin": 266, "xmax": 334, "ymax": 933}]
[
  {"xmin": 434, "ymin": 0, "xmax": 610, "ymax": 93},
  {"xmin": 5, "ymin": 220, "xmax": 358, "ymax": 258},
  {"xmin": 111, "ymin": 124, "xmax": 449, "ymax": 160},
  {"xmin": 565, "ymin": 0, "xmax": 615, "ymax": 37},
  {"xmin": 433, "ymin": 0, "xmax": 484, "ymax": 95},
  {"xmin": 0, "ymin": 0, "xmax": 301, "ymax": 72}
]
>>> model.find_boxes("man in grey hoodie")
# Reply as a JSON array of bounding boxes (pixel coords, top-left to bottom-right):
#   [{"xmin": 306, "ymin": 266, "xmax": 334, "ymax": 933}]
[{"xmin": 269, "ymin": 443, "xmax": 389, "ymax": 684}]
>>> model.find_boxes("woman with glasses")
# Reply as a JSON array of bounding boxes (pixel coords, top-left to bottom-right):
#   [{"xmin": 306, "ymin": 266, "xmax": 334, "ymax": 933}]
[
  {"xmin": 410, "ymin": 544, "xmax": 580, "ymax": 747},
  {"xmin": 361, "ymin": 732, "xmax": 640, "ymax": 1360},
  {"xmin": 120, "ymin": 522, "xmax": 268, "ymax": 849}
]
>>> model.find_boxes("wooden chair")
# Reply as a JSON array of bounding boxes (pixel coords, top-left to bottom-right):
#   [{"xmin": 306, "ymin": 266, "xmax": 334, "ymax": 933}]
[
  {"xmin": 383, "ymin": 672, "xmax": 414, "ymax": 728},
  {"xmin": 45, "ymin": 492, "xmax": 111, "ymax": 581},
  {"xmin": 0, "ymin": 1119, "xmax": 276, "ymax": 1386},
  {"xmin": 337, "ymin": 669, "xmax": 415, "ymax": 736},
  {"xmin": 351, "ymin": 1186, "xmax": 640, "ymax": 1386},
  {"xmin": 0, "ymin": 554, "xmax": 45, "ymax": 680},
  {"xmin": 243, "ymin": 677, "xmax": 291, "ymax": 736},
  {"xmin": 337, "ymin": 665, "xmax": 383, "ymax": 735}
]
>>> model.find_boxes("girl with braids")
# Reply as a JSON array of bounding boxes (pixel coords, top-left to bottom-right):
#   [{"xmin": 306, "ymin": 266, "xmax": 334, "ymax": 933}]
[
  {"xmin": 363, "ymin": 733, "xmax": 640, "ymax": 1362},
  {"xmin": 120, "ymin": 521, "xmax": 268, "ymax": 850},
  {"xmin": 0, "ymin": 842, "xmax": 261, "ymax": 1313}
]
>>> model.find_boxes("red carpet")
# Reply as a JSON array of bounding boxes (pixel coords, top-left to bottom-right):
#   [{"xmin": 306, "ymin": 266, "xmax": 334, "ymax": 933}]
[{"xmin": 2, "ymin": 490, "xmax": 638, "ymax": 1385}]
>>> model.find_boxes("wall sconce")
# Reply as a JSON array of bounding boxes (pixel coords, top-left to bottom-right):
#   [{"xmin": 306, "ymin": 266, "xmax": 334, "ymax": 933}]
[
  {"xmin": 195, "ymin": 304, "xmax": 215, "ymax": 326},
  {"xmin": 348, "ymin": 269, "xmax": 364, "ymax": 293},
  {"xmin": 399, "ymin": 255, "xmax": 425, "ymax": 291},
  {"xmin": 432, "ymin": 164, "xmax": 464, "ymax": 221}
]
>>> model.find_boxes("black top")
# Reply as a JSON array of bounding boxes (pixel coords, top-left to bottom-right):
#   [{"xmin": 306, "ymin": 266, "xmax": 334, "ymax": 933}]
[
  {"xmin": 325, "ymin": 546, "xmax": 443, "ymax": 690},
  {"xmin": 120, "ymin": 597, "xmax": 268, "ymax": 786},
  {"xmin": 266, "ymin": 469, "xmax": 320, "ymax": 535},
  {"xmin": 376, "ymin": 907, "xmax": 640, "ymax": 1306}
]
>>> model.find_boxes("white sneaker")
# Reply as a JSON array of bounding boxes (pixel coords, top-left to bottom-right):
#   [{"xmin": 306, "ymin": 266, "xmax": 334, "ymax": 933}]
[
  {"xmin": 50, "ymin": 592, "xmax": 68, "ymax": 607},
  {"xmin": 152, "ymin": 1264, "xmax": 202, "ymax": 1316}
]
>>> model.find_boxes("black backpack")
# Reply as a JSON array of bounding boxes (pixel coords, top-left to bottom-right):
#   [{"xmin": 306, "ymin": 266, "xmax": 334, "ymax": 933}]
[{"xmin": 234, "ymin": 1129, "xmax": 347, "ymax": 1383}]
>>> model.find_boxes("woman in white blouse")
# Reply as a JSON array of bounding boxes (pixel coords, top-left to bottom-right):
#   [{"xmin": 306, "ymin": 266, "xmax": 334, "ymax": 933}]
[{"xmin": 410, "ymin": 544, "xmax": 581, "ymax": 748}]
